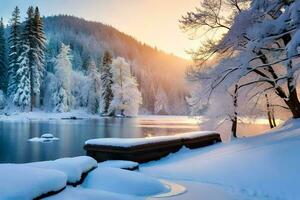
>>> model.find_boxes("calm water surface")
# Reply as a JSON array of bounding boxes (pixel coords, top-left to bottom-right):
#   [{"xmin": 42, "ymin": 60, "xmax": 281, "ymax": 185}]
[{"xmin": 0, "ymin": 116, "xmax": 200, "ymax": 163}]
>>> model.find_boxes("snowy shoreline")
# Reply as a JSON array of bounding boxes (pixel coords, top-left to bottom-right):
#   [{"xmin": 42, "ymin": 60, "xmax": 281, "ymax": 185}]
[
  {"xmin": 0, "ymin": 110, "xmax": 103, "ymax": 121},
  {"xmin": 1, "ymin": 119, "xmax": 300, "ymax": 199},
  {"xmin": 0, "ymin": 110, "xmax": 199, "ymax": 121}
]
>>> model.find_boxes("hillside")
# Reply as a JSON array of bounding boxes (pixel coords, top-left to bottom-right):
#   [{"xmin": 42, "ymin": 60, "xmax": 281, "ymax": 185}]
[{"xmin": 43, "ymin": 15, "xmax": 190, "ymax": 115}]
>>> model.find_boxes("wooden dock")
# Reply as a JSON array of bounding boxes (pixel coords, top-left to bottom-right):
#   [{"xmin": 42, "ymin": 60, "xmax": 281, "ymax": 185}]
[{"xmin": 84, "ymin": 132, "xmax": 221, "ymax": 163}]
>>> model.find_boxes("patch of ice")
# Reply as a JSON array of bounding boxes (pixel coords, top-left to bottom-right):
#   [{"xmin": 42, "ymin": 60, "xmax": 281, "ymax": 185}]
[{"xmin": 82, "ymin": 167, "xmax": 169, "ymax": 196}]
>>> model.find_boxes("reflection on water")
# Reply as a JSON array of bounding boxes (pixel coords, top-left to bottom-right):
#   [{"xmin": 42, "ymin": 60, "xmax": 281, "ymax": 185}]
[
  {"xmin": 0, "ymin": 115, "xmax": 275, "ymax": 163},
  {"xmin": 0, "ymin": 117, "xmax": 200, "ymax": 163}
]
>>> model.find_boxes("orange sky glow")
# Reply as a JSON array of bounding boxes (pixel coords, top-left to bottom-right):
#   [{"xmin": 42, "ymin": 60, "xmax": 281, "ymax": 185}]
[{"xmin": 1, "ymin": 0, "xmax": 202, "ymax": 60}]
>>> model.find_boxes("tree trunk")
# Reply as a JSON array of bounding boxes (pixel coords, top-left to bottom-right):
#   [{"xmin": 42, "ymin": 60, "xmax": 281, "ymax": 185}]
[
  {"xmin": 285, "ymin": 60, "xmax": 300, "ymax": 118},
  {"xmin": 232, "ymin": 84, "xmax": 238, "ymax": 138},
  {"xmin": 271, "ymin": 107, "xmax": 277, "ymax": 127},
  {"xmin": 284, "ymin": 89, "xmax": 300, "ymax": 118},
  {"xmin": 265, "ymin": 94, "xmax": 275, "ymax": 128},
  {"xmin": 231, "ymin": 116, "xmax": 237, "ymax": 138},
  {"xmin": 257, "ymin": 48, "xmax": 300, "ymax": 119}
]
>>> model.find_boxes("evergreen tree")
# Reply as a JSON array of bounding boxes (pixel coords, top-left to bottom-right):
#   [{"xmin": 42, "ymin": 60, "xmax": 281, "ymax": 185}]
[
  {"xmin": 32, "ymin": 7, "xmax": 46, "ymax": 107},
  {"xmin": 100, "ymin": 51, "xmax": 113, "ymax": 115},
  {"xmin": 7, "ymin": 6, "xmax": 21, "ymax": 100},
  {"xmin": 20, "ymin": 6, "xmax": 46, "ymax": 110},
  {"xmin": 82, "ymin": 56, "xmax": 91, "ymax": 72},
  {"xmin": 21, "ymin": 6, "xmax": 35, "ymax": 110},
  {"xmin": 0, "ymin": 18, "xmax": 8, "ymax": 93},
  {"xmin": 154, "ymin": 85, "xmax": 170, "ymax": 115},
  {"xmin": 52, "ymin": 43, "xmax": 73, "ymax": 112},
  {"xmin": 13, "ymin": 46, "xmax": 31, "ymax": 111},
  {"xmin": 87, "ymin": 59, "xmax": 101, "ymax": 114},
  {"xmin": 109, "ymin": 57, "xmax": 142, "ymax": 117}
]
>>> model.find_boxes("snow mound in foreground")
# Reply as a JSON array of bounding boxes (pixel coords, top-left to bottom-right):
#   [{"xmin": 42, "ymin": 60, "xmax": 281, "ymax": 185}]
[
  {"xmin": 44, "ymin": 187, "xmax": 140, "ymax": 200},
  {"xmin": 0, "ymin": 164, "xmax": 66, "ymax": 200},
  {"xmin": 98, "ymin": 160, "xmax": 139, "ymax": 170},
  {"xmin": 25, "ymin": 156, "xmax": 97, "ymax": 184},
  {"xmin": 82, "ymin": 167, "xmax": 169, "ymax": 196}
]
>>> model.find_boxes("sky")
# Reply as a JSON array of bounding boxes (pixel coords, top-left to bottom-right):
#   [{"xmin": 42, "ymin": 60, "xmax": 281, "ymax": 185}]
[{"xmin": 0, "ymin": 0, "xmax": 201, "ymax": 60}]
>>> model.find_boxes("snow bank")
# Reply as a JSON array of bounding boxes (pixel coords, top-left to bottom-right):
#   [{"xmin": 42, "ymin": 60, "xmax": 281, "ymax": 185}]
[
  {"xmin": 85, "ymin": 131, "xmax": 218, "ymax": 147},
  {"xmin": 44, "ymin": 187, "xmax": 139, "ymax": 200},
  {"xmin": 82, "ymin": 167, "xmax": 168, "ymax": 196},
  {"xmin": 141, "ymin": 119, "xmax": 300, "ymax": 200},
  {"xmin": 98, "ymin": 160, "xmax": 139, "ymax": 170},
  {"xmin": 0, "ymin": 164, "xmax": 66, "ymax": 200},
  {"xmin": 0, "ymin": 109, "xmax": 102, "ymax": 121},
  {"xmin": 25, "ymin": 156, "xmax": 97, "ymax": 184}
]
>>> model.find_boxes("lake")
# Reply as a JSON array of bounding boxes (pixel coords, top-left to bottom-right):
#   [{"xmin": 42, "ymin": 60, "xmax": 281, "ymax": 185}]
[
  {"xmin": 0, "ymin": 115, "xmax": 272, "ymax": 163},
  {"xmin": 0, "ymin": 116, "xmax": 201, "ymax": 163}
]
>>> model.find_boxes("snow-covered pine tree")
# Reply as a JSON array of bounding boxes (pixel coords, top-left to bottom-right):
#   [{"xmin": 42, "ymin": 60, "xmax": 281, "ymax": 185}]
[
  {"xmin": 82, "ymin": 56, "xmax": 91, "ymax": 72},
  {"xmin": 87, "ymin": 59, "xmax": 101, "ymax": 114},
  {"xmin": 22, "ymin": 6, "xmax": 35, "ymax": 110},
  {"xmin": 21, "ymin": 6, "xmax": 46, "ymax": 110},
  {"xmin": 154, "ymin": 85, "xmax": 170, "ymax": 115},
  {"xmin": 13, "ymin": 45, "xmax": 31, "ymax": 111},
  {"xmin": 100, "ymin": 51, "xmax": 113, "ymax": 115},
  {"xmin": 109, "ymin": 57, "xmax": 142, "ymax": 117},
  {"xmin": 0, "ymin": 18, "xmax": 8, "ymax": 93},
  {"xmin": 32, "ymin": 7, "xmax": 46, "ymax": 107},
  {"xmin": 7, "ymin": 6, "xmax": 21, "ymax": 100},
  {"xmin": 52, "ymin": 43, "xmax": 73, "ymax": 112}
]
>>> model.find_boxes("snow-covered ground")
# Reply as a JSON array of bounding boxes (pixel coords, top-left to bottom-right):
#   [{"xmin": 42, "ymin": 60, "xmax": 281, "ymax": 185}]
[
  {"xmin": 141, "ymin": 119, "xmax": 300, "ymax": 200},
  {"xmin": 0, "ymin": 109, "xmax": 103, "ymax": 121},
  {"xmin": 1, "ymin": 119, "xmax": 299, "ymax": 199},
  {"xmin": 0, "ymin": 111, "xmax": 200, "ymax": 125},
  {"xmin": 0, "ymin": 156, "xmax": 168, "ymax": 200}
]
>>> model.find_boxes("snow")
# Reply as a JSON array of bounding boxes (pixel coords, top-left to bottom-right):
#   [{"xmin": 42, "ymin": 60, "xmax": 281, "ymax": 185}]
[
  {"xmin": 109, "ymin": 57, "xmax": 142, "ymax": 117},
  {"xmin": 0, "ymin": 164, "xmax": 66, "ymax": 200},
  {"xmin": 98, "ymin": 160, "xmax": 139, "ymax": 170},
  {"xmin": 4, "ymin": 117, "xmax": 300, "ymax": 199},
  {"xmin": 53, "ymin": 43, "xmax": 73, "ymax": 112},
  {"xmin": 0, "ymin": 109, "xmax": 102, "ymax": 121},
  {"xmin": 41, "ymin": 133, "xmax": 55, "ymax": 138},
  {"xmin": 28, "ymin": 136, "xmax": 59, "ymax": 143},
  {"xmin": 25, "ymin": 156, "xmax": 97, "ymax": 184},
  {"xmin": 81, "ymin": 167, "xmax": 168, "ymax": 196},
  {"xmin": 148, "ymin": 180, "xmax": 237, "ymax": 200},
  {"xmin": 140, "ymin": 119, "xmax": 300, "ymax": 200},
  {"xmin": 28, "ymin": 133, "xmax": 59, "ymax": 143},
  {"xmin": 44, "ymin": 187, "xmax": 139, "ymax": 200},
  {"xmin": 85, "ymin": 131, "xmax": 218, "ymax": 147}
]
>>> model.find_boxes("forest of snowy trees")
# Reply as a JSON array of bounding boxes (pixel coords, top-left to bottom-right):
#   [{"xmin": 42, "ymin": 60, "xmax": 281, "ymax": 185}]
[
  {"xmin": 43, "ymin": 16, "xmax": 189, "ymax": 115},
  {"xmin": 0, "ymin": 7, "xmax": 143, "ymax": 117},
  {"xmin": 182, "ymin": 0, "xmax": 300, "ymax": 137}
]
